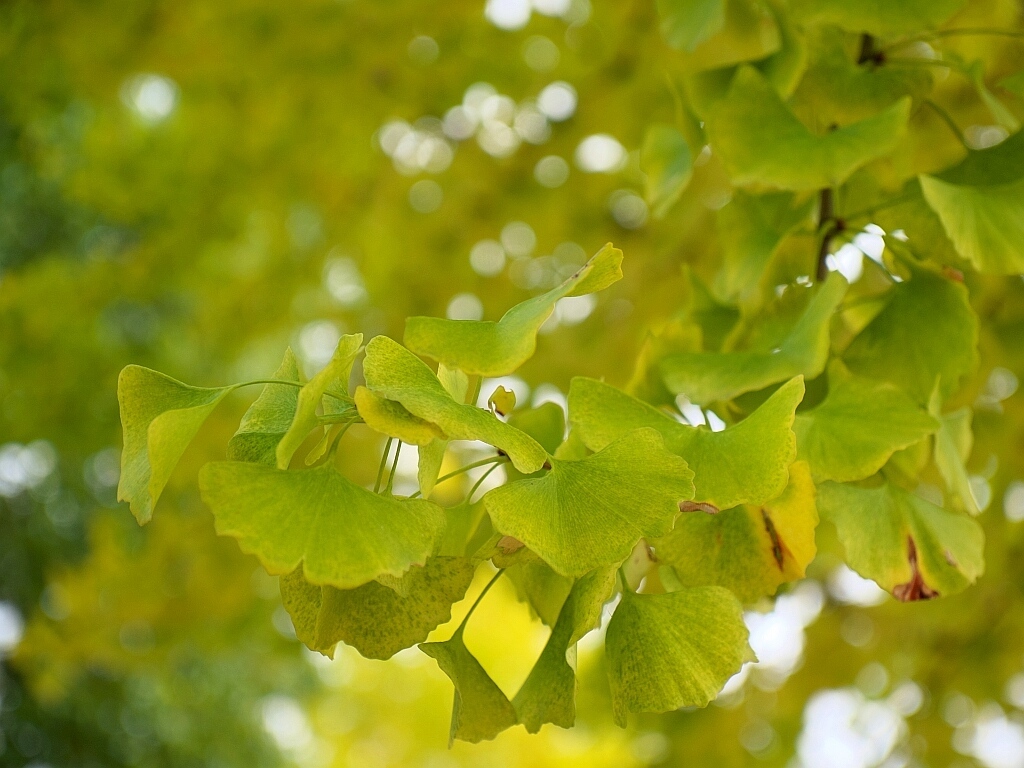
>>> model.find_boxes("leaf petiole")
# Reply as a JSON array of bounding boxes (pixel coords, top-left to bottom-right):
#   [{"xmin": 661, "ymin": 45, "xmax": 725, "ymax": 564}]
[
  {"xmin": 384, "ymin": 440, "xmax": 403, "ymax": 495},
  {"xmin": 455, "ymin": 568, "xmax": 505, "ymax": 635},
  {"xmin": 407, "ymin": 455, "xmax": 508, "ymax": 499},
  {"xmin": 237, "ymin": 379, "xmax": 351, "ymax": 403},
  {"xmin": 374, "ymin": 437, "xmax": 394, "ymax": 494}
]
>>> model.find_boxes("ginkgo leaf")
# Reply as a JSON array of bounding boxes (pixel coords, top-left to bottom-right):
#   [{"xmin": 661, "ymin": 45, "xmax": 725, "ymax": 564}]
[
  {"xmin": 198, "ymin": 462, "xmax": 446, "ymax": 588},
  {"xmin": 659, "ymin": 272, "xmax": 846, "ymax": 404},
  {"xmin": 843, "ymin": 260, "xmax": 978, "ymax": 403},
  {"xmin": 568, "ymin": 376, "xmax": 802, "ymax": 510},
  {"xmin": 789, "ymin": 0, "xmax": 967, "ymax": 36},
  {"xmin": 929, "ymin": 388, "xmax": 979, "ymax": 515},
  {"xmin": 279, "ymin": 556, "xmax": 477, "ymax": 660},
  {"xmin": 227, "ymin": 348, "xmax": 303, "ymax": 465},
  {"xmin": 117, "ymin": 365, "xmax": 234, "ymax": 524},
  {"xmin": 418, "ymin": 363, "xmax": 470, "ymax": 498},
  {"xmin": 642, "ymin": 124, "xmax": 693, "ymax": 219},
  {"xmin": 506, "ymin": 558, "xmax": 574, "ymax": 627},
  {"xmin": 513, "ymin": 566, "xmax": 617, "ymax": 732},
  {"xmin": 420, "ymin": 625, "xmax": 519, "ymax": 745},
  {"xmin": 362, "ymin": 335, "xmax": 548, "ymax": 473},
  {"xmin": 653, "ymin": 461, "xmax": 818, "ymax": 602},
  {"xmin": 437, "ymin": 502, "xmax": 491, "ymax": 558},
  {"xmin": 795, "ymin": 372, "xmax": 939, "ymax": 482},
  {"xmin": 483, "ymin": 428, "xmax": 694, "ymax": 578},
  {"xmin": 705, "ymin": 66, "xmax": 911, "ymax": 190},
  {"xmin": 606, "ymin": 585, "xmax": 753, "ymax": 726},
  {"xmin": 402, "ymin": 244, "xmax": 623, "ymax": 377},
  {"xmin": 818, "ymin": 481, "xmax": 984, "ymax": 601},
  {"xmin": 672, "ymin": 0, "xmax": 781, "ymax": 73},
  {"xmin": 508, "ymin": 403, "xmax": 566, "ymax": 456},
  {"xmin": 656, "ymin": 0, "xmax": 724, "ymax": 52},
  {"xmin": 276, "ymin": 334, "xmax": 362, "ymax": 469},
  {"xmin": 920, "ymin": 130, "xmax": 1024, "ymax": 275},
  {"xmin": 354, "ymin": 386, "xmax": 445, "ymax": 445}
]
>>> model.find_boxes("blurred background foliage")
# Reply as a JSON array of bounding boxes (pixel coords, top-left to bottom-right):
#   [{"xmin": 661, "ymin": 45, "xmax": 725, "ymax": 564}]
[{"xmin": 2, "ymin": 0, "xmax": 1024, "ymax": 766}]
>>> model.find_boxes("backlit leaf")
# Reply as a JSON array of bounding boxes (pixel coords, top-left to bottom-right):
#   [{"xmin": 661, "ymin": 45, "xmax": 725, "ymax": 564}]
[
  {"xmin": 420, "ymin": 625, "xmax": 519, "ymax": 745},
  {"xmin": 418, "ymin": 363, "xmax": 470, "ymax": 498},
  {"xmin": 199, "ymin": 462, "xmax": 446, "ymax": 588},
  {"xmin": 402, "ymin": 244, "xmax": 622, "ymax": 377},
  {"xmin": 279, "ymin": 556, "xmax": 477, "ymax": 660},
  {"xmin": 362, "ymin": 335, "xmax": 548, "ymax": 473},
  {"xmin": 117, "ymin": 365, "xmax": 233, "ymax": 524},
  {"xmin": 506, "ymin": 558, "xmax": 574, "ymax": 627},
  {"xmin": 513, "ymin": 566, "xmax": 617, "ymax": 732},
  {"xmin": 672, "ymin": 0, "xmax": 781, "ymax": 73},
  {"xmin": 659, "ymin": 272, "xmax": 846, "ymax": 404},
  {"xmin": 276, "ymin": 334, "xmax": 362, "ymax": 469},
  {"xmin": 354, "ymin": 386, "xmax": 445, "ymax": 445},
  {"xmin": 656, "ymin": 0, "xmax": 725, "ymax": 52},
  {"xmin": 654, "ymin": 461, "xmax": 818, "ymax": 602},
  {"xmin": 843, "ymin": 259, "xmax": 978, "ymax": 403},
  {"xmin": 483, "ymin": 428, "xmax": 695, "ymax": 578},
  {"xmin": 227, "ymin": 348, "xmax": 303, "ymax": 465},
  {"xmin": 789, "ymin": 0, "xmax": 967, "ymax": 36},
  {"xmin": 818, "ymin": 481, "xmax": 984, "ymax": 600},
  {"xmin": 795, "ymin": 371, "xmax": 939, "ymax": 482},
  {"xmin": 641, "ymin": 124, "xmax": 693, "ymax": 219},
  {"xmin": 606, "ymin": 585, "xmax": 753, "ymax": 726},
  {"xmin": 705, "ymin": 66, "xmax": 911, "ymax": 190},
  {"xmin": 920, "ymin": 131, "xmax": 1024, "ymax": 274},
  {"xmin": 569, "ymin": 376, "xmax": 802, "ymax": 510},
  {"xmin": 929, "ymin": 388, "xmax": 979, "ymax": 515}
]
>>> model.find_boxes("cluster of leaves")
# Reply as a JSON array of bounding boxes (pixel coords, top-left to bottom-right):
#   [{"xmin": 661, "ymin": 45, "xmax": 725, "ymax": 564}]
[{"xmin": 108, "ymin": 0, "xmax": 1024, "ymax": 747}]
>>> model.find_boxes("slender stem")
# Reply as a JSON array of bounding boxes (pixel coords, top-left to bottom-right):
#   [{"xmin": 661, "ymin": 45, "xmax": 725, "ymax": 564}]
[
  {"xmin": 239, "ymin": 379, "xmax": 349, "ymax": 403},
  {"xmin": 923, "ymin": 100, "xmax": 968, "ymax": 148},
  {"xmin": 466, "ymin": 461, "xmax": 504, "ymax": 505},
  {"xmin": 467, "ymin": 375, "xmax": 483, "ymax": 407},
  {"xmin": 326, "ymin": 418, "xmax": 358, "ymax": 460},
  {"xmin": 373, "ymin": 437, "xmax": 394, "ymax": 494},
  {"xmin": 407, "ymin": 455, "xmax": 506, "ymax": 499},
  {"xmin": 456, "ymin": 569, "xmax": 505, "ymax": 634},
  {"xmin": 384, "ymin": 441, "xmax": 403, "ymax": 495}
]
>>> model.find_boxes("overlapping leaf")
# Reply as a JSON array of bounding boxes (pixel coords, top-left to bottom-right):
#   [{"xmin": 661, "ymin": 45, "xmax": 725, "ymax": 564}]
[
  {"xmin": 513, "ymin": 567, "xmax": 617, "ymax": 732},
  {"xmin": 659, "ymin": 273, "xmax": 846, "ymax": 404},
  {"xmin": 402, "ymin": 244, "xmax": 622, "ymax": 377},
  {"xmin": 199, "ymin": 462, "xmax": 446, "ymax": 588},
  {"xmin": 279, "ymin": 556, "xmax": 477, "ymax": 659},
  {"xmin": 227, "ymin": 349, "xmax": 303, "ymax": 465},
  {"xmin": 929, "ymin": 388, "xmax": 979, "ymax": 515},
  {"xmin": 569, "ymin": 376, "xmax": 802, "ymax": 510},
  {"xmin": 117, "ymin": 365, "xmax": 234, "ymax": 523},
  {"xmin": 420, "ymin": 625, "xmax": 519, "ymax": 745},
  {"xmin": 275, "ymin": 334, "xmax": 362, "ymax": 469},
  {"xmin": 795, "ymin": 372, "xmax": 939, "ymax": 482},
  {"xmin": 641, "ymin": 124, "xmax": 693, "ymax": 219},
  {"xmin": 606, "ymin": 585, "xmax": 753, "ymax": 725},
  {"xmin": 354, "ymin": 386, "xmax": 445, "ymax": 445},
  {"xmin": 920, "ymin": 130, "xmax": 1024, "ymax": 275},
  {"xmin": 843, "ymin": 260, "xmax": 978, "ymax": 403},
  {"xmin": 483, "ymin": 428, "xmax": 694, "ymax": 578},
  {"xmin": 654, "ymin": 461, "xmax": 817, "ymax": 602},
  {"xmin": 818, "ymin": 481, "xmax": 984, "ymax": 600},
  {"xmin": 705, "ymin": 66, "xmax": 910, "ymax": 190},
  {"xmin": 668, "ymin": 0, "xmax": 781, "ymax": 73},
  {"xmin": 362, "ymin": 336, "xmax": 547, "ymax": 473},
  {"xmin": 789, "ymin": 0, "xmax": 967, "ymax": 36}
]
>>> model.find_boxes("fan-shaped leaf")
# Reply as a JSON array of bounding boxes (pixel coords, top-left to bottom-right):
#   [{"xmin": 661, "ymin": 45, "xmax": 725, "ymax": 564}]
[
  {"xmin": 227, "ymin": 349, "xmax": 304, "ymax": 465},
  {"xmin": 484, "ymin": 428, "xmax": 694, "ymax": 578},
  {"xmin": 642, "ymin": 124, "xmax": 693, "ymax": 219},
  {"xmin": 354, "ymin": 386, "xmax": 445, "ymax": 445},
  {"xmin": 929, "ymin": 388, "xmax": 979, "ymax": 515},
  {"xmin": 403, "ymin": 244, "xmax": 622, "ymax": 377},
  {"xmin": 199, "ymin": 462, "xmax": 446, "ymax": 588}
]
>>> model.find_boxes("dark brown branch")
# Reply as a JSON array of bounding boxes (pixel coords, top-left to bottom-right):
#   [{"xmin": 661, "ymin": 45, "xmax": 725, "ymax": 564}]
[{"xmin": 815, "ymin": 188, "xmax": 843, "ymax": 282}]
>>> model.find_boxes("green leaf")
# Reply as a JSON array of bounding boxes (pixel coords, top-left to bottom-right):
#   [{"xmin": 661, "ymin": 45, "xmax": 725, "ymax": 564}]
[
  {"xmin": 818, "ymin": 481, "xmax": 984, "ymax": 600},
  {"xmin": 354, "ymin": 386, "xmax": 445, "ymax": 445},
  {"xmin": 705, "ymin": 66, "xmax": 911, "ymax": 190},
  {"xmin": 513, "ymin": 566, "xmax": 617, "ymax": 732},
  {"xmin": 606, "ymin": 585, "xmax": 753, "ymax": 726},
  {"xmin": 117, "ymin": 365, "xmax": 233, "ymax": 524},
  {"xmin": 419, "ymin": 363, "xmax": 470, "ymax": 498},
  {"xmin": 198, "ymin": 462, "xmax": 446, "ymax": 588},
  {"xmin": 402, "ymin": 243, "xmax": 623, "ymax": 377},
  {"xmin": 276, "ymin": 334, "xmax": 362, "ymax": 469},
  {"xmin": 506, "ymin": 558, "xmax": 574, "ymax": 627},
  {"xmin": 642, "ymin": 124, "xmax": 693, "ymax": 219},
  {"xmin": 656, "ymin": 0, "xmax": 725, "ymax": 52},
  {"xmin": 437, "ymin": 501, "xmax": 491, "ymax": 557},
  {"xmin": 843, "ymin": 260, "xmax": 978, "ymax": 403},
  {"xmin": 660, "ymin": 272, "xmax": 847, "ymax": 404},
  {"xmin": 929, "ymin": 388, "xmax": 979, "ymax": 515},
  {"xmin": 654, "ymin": 461, "xmax": 818, "ymax": 602},
  {"xmin": 484, "ymin": 428, "xmax": 694, "ymax": 578},
  {"xmin": 920, "ymin": 131, "xmax": 1024, "ymax": 274},
  {"xmin": 795, "ymin": 371, "xmax": 940, "ymax": 482},
  {"xmin": 789, "ymin": 0, "xmax": 967, "ymax": 36},
  {"xmin": 227, "ymin": 348, "xmax": 303, "ymax": 465},
  {"xmin": 420, "ymin": 625, "xmax": 519, "ymax": 745},
  {"xmin": 672, "ymin": 0, "xmax": 781, "ymax": 73},
  {"xmin": 507, "ymin": 402, "xmax": 566, "ymax": 456},
  {"xmin": 279, "ymin": 556, "xmax": 477, "ymax": 660},
  {"xmin": 568, "ymin": 376, "xmax": 802, "ymax": 510},
  {"xmin": 487, "ymin": 385, "xmax": 517, "ymax": 417},
  {"xmin": 362, "ymin": 335, "xmax": 548, "ymax": 474}
]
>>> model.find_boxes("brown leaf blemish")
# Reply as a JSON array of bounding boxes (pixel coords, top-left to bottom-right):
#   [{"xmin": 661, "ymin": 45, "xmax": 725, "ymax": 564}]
[
  {"xmin": 762, "ymin": 510, "xmax": 785, "ymax": 569},
  {"xmin": 680, "ymin": 501, "xmax": 719, "ymax": 514},
  {"xmin": 893, "ymin": 537, "xmax": 938, "ymax": 602}
]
